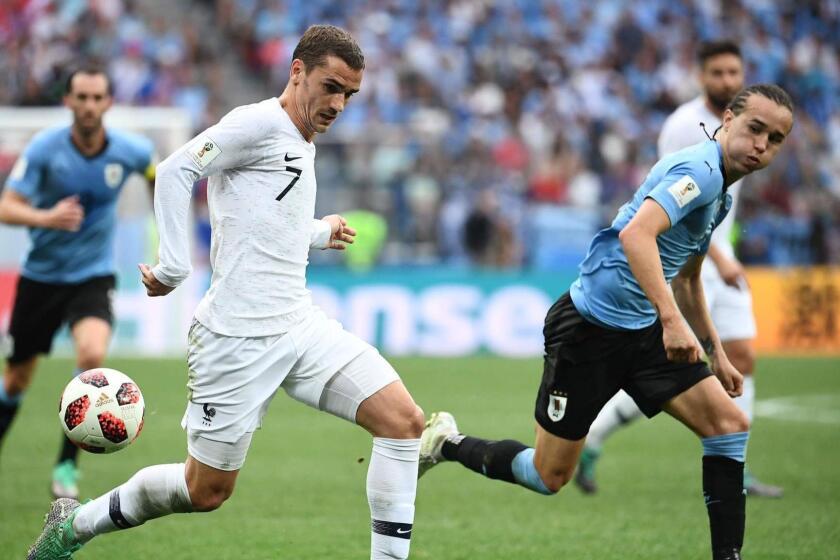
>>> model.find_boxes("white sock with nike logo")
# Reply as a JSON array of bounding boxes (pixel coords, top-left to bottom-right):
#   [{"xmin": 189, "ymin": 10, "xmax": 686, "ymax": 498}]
[{"xmin": 367, "ymin": 437, "xmax": 420, "ymax": 559}]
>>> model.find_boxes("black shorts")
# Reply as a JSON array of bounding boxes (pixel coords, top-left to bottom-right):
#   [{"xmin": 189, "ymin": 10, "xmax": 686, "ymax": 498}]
[
  {"xmin": 6, "ymin": 275, "xmax": 115, "ymax": 364},
  {"xmin": 534, "ymin": 292, "xmax": 711, "ymax": 440}
]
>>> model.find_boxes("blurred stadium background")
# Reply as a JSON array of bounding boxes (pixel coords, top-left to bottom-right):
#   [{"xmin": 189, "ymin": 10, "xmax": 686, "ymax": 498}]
[{"xmin": 0, "ymin": 1, "xmax": 838, "ymax": 559}]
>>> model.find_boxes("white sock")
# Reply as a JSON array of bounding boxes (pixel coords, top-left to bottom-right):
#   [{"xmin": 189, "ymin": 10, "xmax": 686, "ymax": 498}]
[
  {"xmin": 73, "ymin": 463, "xmax": 193, "ymax": 543},
  {"xmin": 586, "ymin": 391, "xmax": 644, "ymax": 450},
  {"xmin": 733, "ymin": 375, "xmax": 755, "ymax": 422},
  {"xmin": 367, "ymin": 437, "xmax": 419, "ymax": 560}
]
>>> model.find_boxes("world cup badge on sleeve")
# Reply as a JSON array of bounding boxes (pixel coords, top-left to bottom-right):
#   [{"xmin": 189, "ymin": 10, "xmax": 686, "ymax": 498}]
[{"xmin": 547, "ymin": 391, "xmax": 568, "ymax": 422}]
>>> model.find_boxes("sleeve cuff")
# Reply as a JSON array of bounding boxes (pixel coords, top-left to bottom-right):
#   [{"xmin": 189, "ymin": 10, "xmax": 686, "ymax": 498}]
[
  {"xmin": 645, "ymin": 194, "xmax": 677, "ymax": 229},
  {"xmin": 151, "ymin": 265, "xmax": 184, "ymax": 288},
  {"xmin": 310, "ymin": 218, "xmax": 332, "ymax": 249}
]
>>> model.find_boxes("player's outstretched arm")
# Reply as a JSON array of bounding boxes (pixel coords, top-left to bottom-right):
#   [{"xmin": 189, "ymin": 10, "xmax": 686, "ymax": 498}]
[
  {"xmin": 673, "ymin": 255, "xmax": 743, "ymax": 397},
  {"xmin": 0, "ymin": 189, "xmax": 84, "ymax": 231},
  {"xmin": 619, "ymin": 199, "xmax": 703, "ymax": 364}
]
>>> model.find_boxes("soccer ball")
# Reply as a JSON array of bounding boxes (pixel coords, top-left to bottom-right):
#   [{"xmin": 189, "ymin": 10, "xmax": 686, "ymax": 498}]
[{"xmin": 59, "ymin": 368, "xmax": 145, "ymax": 454}]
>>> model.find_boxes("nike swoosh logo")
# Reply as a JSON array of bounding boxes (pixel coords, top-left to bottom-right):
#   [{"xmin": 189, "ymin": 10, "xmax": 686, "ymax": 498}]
[
  {"xmin": 396, "ymin": 528, "xmax": 411, "ymax": 535},
  {"xmin": 285, "ymin": 154, "xmax": 302, "ymax": 162}
]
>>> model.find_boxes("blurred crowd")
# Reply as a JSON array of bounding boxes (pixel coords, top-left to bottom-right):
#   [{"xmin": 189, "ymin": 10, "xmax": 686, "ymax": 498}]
[
  {"xmin": 2, "ymin": 0, "xmax": 840, "ymax": 267},
  {"xmin": 0, "ymin": 0, "xmax": 223, "ymax": 129}
]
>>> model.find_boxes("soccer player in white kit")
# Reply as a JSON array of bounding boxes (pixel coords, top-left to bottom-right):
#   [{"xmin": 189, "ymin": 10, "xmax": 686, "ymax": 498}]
[
  {"xmin": 575, "ymin": 40, "xmax": 783, "ymax": 498},
  {"xmin": 28, "ymin": 25, "xmax": 425, "ymax": 560}
]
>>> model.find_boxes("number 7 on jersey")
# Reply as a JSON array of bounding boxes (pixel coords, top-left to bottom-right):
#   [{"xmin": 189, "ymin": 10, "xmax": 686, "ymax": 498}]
[{"xmin": 276, "ymin": 165, "xmax": 302, "ymax": 202}]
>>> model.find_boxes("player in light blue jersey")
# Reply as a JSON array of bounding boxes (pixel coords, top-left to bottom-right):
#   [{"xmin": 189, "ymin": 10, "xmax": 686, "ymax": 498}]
[
  {"xmin": 577, "ymin": 40, "xmax": 783, "ymax": 499},
  {"xmin": 420, "ymin": 85, "xmax": 794, "ymax": 560},
  {"xmin": 569, "ymin": 139, "xmax": 733, "ymax": 330},
  {"xmin": 0, "ymin": 68, "xmax": 155, "ymax": 500}
]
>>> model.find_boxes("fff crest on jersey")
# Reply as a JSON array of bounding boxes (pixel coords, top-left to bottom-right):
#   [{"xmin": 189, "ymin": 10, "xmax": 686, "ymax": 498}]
[
  {"xmin": 547, "ymin": 392, "xmax": 568, "ymax": 422},
  {"xmin": 104, "ymin": 163, "xmax": 124, "ymax": 188}
]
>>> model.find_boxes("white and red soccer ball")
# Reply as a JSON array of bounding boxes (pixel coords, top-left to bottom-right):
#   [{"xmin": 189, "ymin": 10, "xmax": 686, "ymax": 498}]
[{"xmin": 59, "ymin": 368, "xmax": 145, "ymax": 454}]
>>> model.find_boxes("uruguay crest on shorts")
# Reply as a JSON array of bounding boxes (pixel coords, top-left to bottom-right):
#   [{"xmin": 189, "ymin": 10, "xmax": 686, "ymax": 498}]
[{"xmin": 547, "ymin": 392, "xmax": 568, "ymax": 422}]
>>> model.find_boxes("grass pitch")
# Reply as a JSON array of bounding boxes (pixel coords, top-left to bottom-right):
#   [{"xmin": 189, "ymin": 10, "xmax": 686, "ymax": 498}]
[{"xmin": 1, "ymin": 356, "xmax": 838, "ymax": 559}]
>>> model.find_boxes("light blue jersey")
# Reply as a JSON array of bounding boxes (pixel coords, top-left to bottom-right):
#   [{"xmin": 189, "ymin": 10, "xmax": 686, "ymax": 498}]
[
  {"xmin": 5, "ymin": 126, "xmax": 154, "ymax": 284},
  {"xmin": 570, "ymin": 140, "xmax": 732, "ymax": 330}
]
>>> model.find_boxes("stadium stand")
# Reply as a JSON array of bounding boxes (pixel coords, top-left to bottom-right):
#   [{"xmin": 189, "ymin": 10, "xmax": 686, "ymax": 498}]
[{"xmin": 2, "ymin": 0, "xmax": 838, "ymax": 266}]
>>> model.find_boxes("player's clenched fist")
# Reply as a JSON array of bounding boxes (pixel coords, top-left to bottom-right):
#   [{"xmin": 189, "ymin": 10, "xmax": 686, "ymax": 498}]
[
  {"xmin": 138, "ymin": 263, "xmax": 175, "ymax": 297},
  {"xmin": 661, "ymin": 317, "xmax": 703, "ymax": 363},
  {"xmin": 710, "ymin": 354, "xmax": 744, "ymax": 398},
  {"xmin": 44, "ymin": 195, "xmax": 85, "ymax": 231}
]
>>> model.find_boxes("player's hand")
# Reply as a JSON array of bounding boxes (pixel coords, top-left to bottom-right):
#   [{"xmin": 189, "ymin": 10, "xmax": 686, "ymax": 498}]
[
  {"xmin": 138, "ymin": 263, "xmax": 175, "ymax": 297},
  {"xmin": 716, "ymin": 256, "xmax": 747, "ymax": 290},
  {"xmin": 710, "ymin": 354, "xmax": 744, "ymax": 398},
  {"xmin": 321, "ymin": 214, "xmax": 356, "ymax": 251},
  {"xmin": 43, "ymin": 195, "xmax": 84, "ymax": 231},
  {"xmin": 661, "ymin": 316, "xmax": 703, "ymax": 363}
]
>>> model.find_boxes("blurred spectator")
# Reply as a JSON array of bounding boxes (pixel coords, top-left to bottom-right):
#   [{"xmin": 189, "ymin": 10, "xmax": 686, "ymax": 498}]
[
  {"xmin": 0, "ymin": 0, "xmax": 222, "ymax": 131},
  {"xmin": 463, "ymin": 189, "xmax": 520, "ymax": 268}
]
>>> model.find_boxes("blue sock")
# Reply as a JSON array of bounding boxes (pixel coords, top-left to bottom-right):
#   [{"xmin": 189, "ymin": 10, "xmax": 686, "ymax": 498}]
[
  {"xmin": 511, "ymin": 448, "xmax": 554, "ymax": 495},
  {"xmin": 701, "ymin": 432, "xmax": 749, "ymax": 462},
  {"xmin": 0, "ymin": 378, "xmax": 22, "ymax": 406}
]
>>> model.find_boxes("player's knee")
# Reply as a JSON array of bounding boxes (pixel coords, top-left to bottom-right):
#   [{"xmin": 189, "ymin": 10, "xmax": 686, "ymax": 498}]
[
  {"xmin": 391, "ymin": 404, "xmax": 425, "ymax": 439},
  {"xmin": 373, "ymin": 402, "xmax": 424, "ymax": 439},
  {"xmin": 190, "ymin": 488, "xmax": 232, "ymax": 512},
  {"xmin": 188, "ymin": 481, "xmax": 234, "ymax": 512},
  {"xmin": 731, "ymin": 410, "xmax": 750, "ymax": 434},
  {"xmin": 406, "ymin": 405, "xmax": 425, "ymax": 438},
  {"xmin": 536, "ymin": 464, "xmax": 572, "ymax": 494},
  {"xmin": 540, "ymin": 470, "xmax": 570, "ymax": 494},
  {"xmin": 76, "ymin": 346, "xmax": 107, "ymax": 369},
  {"xmin": 715, "ymin": 408, "xmax": 750, "ymax": 435}
]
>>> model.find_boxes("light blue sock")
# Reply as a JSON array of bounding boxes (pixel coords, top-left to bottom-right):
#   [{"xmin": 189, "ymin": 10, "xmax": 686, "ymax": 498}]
[
  {"xmin": 0, "ymin": 378, "xmax": 22, "ymax": 406},
  {"xmin": 73, "ymin": 368, "xmax": 83, "ymax": 378},
  {"xmin": 701, "ymin": 432, "xmax": 749, "ymax": 462},
  {"xmin": 511, "ymin": 448, "xmax": 554, "ymax": 495}
]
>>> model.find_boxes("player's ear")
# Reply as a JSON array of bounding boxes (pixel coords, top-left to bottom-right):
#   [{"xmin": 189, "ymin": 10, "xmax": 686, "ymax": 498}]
[
  {"xmin": 290, "ymin": 59, "xmax": 305, "ymax": 84},
  {"xmin": 722, "ymin": 108, "xmax": 735, "ymax": 130}
]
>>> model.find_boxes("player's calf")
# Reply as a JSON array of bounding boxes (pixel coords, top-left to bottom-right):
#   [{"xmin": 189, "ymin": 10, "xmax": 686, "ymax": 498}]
[
  {"xmin": 356, "ymin": 382, "xmax": 423, "ymax": 560},
  {"xmin": 422, "ymin": 414, "xmax": 563, "ymax": 496},
  {"xmin": 4, "ymin": 359, "xmax": 38, "ymax": 395},
  {"xmin": 0, "ymin": 362, "xmax": 36, "ymax": 445},
  {"xmin": 444, "ymin": 435, "xmax": 558, "ymax": 495}
]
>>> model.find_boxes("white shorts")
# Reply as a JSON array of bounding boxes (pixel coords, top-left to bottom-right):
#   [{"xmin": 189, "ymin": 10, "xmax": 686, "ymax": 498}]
[
  {"xmin": 701, "ymin": 263, "xmax": 757, "ymax": 342},
  {"xmin": 181, "ymin": 308, "xmax": 399, "ymax": 470}
]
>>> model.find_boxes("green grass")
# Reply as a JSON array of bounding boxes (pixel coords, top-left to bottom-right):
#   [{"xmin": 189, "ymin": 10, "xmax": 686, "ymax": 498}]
[{"xmin": 2, "ymin": 356, "xmax": 838, "ymax": 559}]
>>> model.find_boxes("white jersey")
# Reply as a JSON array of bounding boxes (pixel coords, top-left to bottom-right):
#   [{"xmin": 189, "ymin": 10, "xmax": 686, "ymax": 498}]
[
  {"xmin": 152, "ymin": 98, "xmax": 332, "ymax": 337},
  {"xmin": 658, "ymin": 96, "xmax": 741, "ymax": 258}
]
